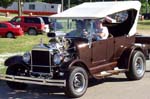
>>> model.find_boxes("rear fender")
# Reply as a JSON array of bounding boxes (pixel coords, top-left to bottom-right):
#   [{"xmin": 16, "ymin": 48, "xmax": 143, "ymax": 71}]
[{"xmin": 118, "ymin": 45, "xmax": 144, "ymax": 70}]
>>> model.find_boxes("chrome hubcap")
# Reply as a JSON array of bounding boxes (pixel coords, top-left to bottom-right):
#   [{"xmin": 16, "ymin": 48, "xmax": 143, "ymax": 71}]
[
  {"xmin": 135, "ymin": 57, "xmax": 144, "ymax": 75},
  {"xmin": 7, "ymin": 33, "xmax": 13, "ymax": 38},
  {"xmin": 73, "ymin": 72, "xmax": 85, "ymax": 93}
]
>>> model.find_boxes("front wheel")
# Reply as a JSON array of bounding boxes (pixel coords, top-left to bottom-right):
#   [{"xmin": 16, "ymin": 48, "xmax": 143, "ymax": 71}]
[
  {"xmin": 6, "ymin": 65, "xmax": 28, "ymax": 90},
  {"xmin": 64, "ymin": 67, "xmax": 88, "ymax": 98},
  {"xmin": 125, "ymin": 51, "xmax": 146, "ymax": 80},
  {"xmin": 6, "ymin": 32, "xmax": 14, "ymax": 38}
]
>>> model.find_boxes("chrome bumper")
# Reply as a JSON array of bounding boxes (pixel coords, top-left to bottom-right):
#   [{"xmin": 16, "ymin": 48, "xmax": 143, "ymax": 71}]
[{"xmin": 0, "ymin": 74, "xmax": 66, "ymax": 87}]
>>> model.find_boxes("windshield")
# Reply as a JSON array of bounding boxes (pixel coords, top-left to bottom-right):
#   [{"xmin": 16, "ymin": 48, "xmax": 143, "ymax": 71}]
[
  {"xmin": 51, "ymin": 19, "xmax": 94, "ymax": 38},
  {"xmin": 10, "ymin": 17, "xmax": 21, "ymax": 22}
]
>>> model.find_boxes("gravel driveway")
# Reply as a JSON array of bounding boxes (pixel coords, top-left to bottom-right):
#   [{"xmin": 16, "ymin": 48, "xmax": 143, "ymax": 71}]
[{"xmin": 137, "ymin": 29, "xmax": 150, "ymax": 36}]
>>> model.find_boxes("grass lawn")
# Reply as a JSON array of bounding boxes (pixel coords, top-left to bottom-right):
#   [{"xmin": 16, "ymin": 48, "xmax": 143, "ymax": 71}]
[
  {"xmin": 0, "ymin": 34, "xmax": 50, "ymax": 74},
  {"xmin": 0, "ymin": 16, "xmax": 11, "ymax": 21},
  {"xmin": 0, "ymin": 68, "xmax": 6, "ymax": 74},
  {"xmin": 137, "ymin": 20, "xmax": 150, "ymax": 30},
  {"xmin": 0, "ymin": 34, "xmax": 49, "ymax": 54}
]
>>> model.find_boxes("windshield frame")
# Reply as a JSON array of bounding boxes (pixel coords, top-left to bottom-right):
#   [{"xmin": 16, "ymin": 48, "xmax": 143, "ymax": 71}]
[{"xmin": 52, "ymin": 19, "xmax": 99, "ymax": 39}]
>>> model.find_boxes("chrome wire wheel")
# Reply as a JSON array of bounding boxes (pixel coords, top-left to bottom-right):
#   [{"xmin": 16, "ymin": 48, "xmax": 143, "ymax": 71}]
[
  {"xmin": 73, "ymin": 72, "xmax": 86, "ymax": 93},
  {"xmin": 135, "ymin": 57, "xmax": 144, "ymax": 76}
]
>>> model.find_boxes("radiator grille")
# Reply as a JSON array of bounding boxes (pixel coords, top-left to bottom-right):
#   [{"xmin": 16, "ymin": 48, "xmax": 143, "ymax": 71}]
[
  {"xmin": 32, "ymin": 50, "xmax": 50, "ymax": 66},
  {"xmin": 31, "ymin": 50, "xmax": 51, "ymax": 73}
]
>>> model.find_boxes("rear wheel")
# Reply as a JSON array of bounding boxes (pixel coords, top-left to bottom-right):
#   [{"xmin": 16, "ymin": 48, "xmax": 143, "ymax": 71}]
[
  {"xmin": 6, "ymin": 65, "xmax": 28, "ymax": 90},
  {"xmin": 6, "ymin": 32, "xmax": 14, "ymax": 38},
  {"xmin": 64, "ymin": 67, "xmax": 88, "ymax": 98},
  {"xmin": 125, "ymin": 51, "xmax": 146, "ymax": 80},
  {"xmin": 28, "ymin": 28, "xmax": 37, "ymax": 35}
]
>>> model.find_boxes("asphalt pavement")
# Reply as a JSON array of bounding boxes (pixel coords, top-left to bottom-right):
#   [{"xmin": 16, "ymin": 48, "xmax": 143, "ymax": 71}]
[{"xmin": 0, "ymin": 61, "xmax": 150, "ymax": 99}]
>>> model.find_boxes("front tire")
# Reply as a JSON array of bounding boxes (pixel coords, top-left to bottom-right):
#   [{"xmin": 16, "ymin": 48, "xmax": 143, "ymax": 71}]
[
  {"xmin": 125, "ymin": 51, "xmax": 146, "ymax": 80},
  {"xmin": 6, "ymin": 65, "xmax": 28, "ymax": 90},
  {"xmin": 64, "ymin": 67, "xmax": 88, "ymax": 98}
]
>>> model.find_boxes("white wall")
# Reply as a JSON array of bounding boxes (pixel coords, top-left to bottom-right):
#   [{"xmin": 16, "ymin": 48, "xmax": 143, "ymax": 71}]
[
  {"xmin": 7, "ymin": 2, "xmax": 18, "ymax": 10},
  {"xmin": 6, "ymin": 2, "xmax": 61, "ymax": 13}
]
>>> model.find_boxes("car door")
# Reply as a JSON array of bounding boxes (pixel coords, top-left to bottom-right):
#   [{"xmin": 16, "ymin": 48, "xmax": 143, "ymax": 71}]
[
  {"xmin": 24, "ymin": 17, "xmax": 38, "ymax": 32},
  {"xmin": 92, "ymin": 39, "xmax": 107, "ymax": 66},
  {"xmin": 90, "ymin": 37, "xmax": 116, "ymax": 73},
  {"xmin": 106, "ymin": 37, "xmax": 115, "ymax": 62},
  {"xmin": 23, "ymin": 17, "xmax": 31, "ymax": 32},
  {"xmin": 0, "ymin": 23, "xmax": 7, "ymax": 36}
]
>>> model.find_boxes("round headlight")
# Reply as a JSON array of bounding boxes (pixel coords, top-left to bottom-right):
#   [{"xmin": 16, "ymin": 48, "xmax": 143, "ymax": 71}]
[
  {"xmin": 53, "ymin": 54, "xmax": 63, "ymax": 65},
  {"xmin": 23, "ymin": 52, "xmax": 31, "ymax": 63}
]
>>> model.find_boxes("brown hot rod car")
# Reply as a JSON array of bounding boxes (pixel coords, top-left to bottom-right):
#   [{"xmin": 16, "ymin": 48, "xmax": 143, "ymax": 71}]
[{"xmin": 1, "ymin": 1, "xmax": 150, "ymax": 98}]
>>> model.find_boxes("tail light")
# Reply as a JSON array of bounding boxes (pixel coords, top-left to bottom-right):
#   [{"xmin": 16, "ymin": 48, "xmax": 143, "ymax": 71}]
[{"xmin": 41, "ymin": 23, "xmax": 45, "ymax": 30}]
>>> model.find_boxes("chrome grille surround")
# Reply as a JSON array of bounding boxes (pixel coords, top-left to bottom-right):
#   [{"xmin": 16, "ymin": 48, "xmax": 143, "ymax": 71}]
[{"xmin": 31, "ymin": 48, "xmax": 52, "ymax": 74}]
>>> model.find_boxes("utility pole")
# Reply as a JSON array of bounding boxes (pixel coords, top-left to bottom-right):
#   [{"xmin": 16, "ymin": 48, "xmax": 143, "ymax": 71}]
[
  {"xmin": 61, "ymin": 0, "xmax": 64, "ymax": 11},
  {"xmin": 68, "ymin": 0, "xmax": 70, "ymax": 8},
  {"xmin": 146, "ymin": 0, "xmax": 149, "ymax": 13},
  {"xmin": 18, "ymin": 0, "xmax": 22, "ymax": 16}
]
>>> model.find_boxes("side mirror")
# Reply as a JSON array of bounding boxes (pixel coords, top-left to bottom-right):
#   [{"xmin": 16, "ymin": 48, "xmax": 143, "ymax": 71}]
[{"xmin": 47, "ymin": 32, "xmax": 56, "ymax": 38}]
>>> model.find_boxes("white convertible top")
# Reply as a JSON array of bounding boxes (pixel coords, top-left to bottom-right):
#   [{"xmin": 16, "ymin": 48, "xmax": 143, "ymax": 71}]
[
  {"xmin": 50, "ymin": 1, "xmax": 141, "ymax": 19},
  {"xmin": 50, "ymin": 1, "xmax": 141, "ymax": 36}
]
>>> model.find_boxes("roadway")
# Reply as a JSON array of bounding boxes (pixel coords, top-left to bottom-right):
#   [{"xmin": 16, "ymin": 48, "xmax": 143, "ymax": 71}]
[{"xmin": 0, "ymin": 61, "xmax": 150, "ymax": 99}]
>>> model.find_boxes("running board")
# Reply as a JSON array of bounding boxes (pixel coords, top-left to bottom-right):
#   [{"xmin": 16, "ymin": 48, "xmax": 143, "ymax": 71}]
[
  {"xmin": 94, "ymin": 68, "xmax": 127, "ymax": 78},
  {"xmin": 0, "ymin": 74, "xmax": 66, "ymax": 87}
]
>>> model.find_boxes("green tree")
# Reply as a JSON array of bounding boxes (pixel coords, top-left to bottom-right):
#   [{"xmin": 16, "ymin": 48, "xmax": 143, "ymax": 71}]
[
  {"xmin": 141, "ymin": 0, "xmax": 150, "ymax": 13},
  {"xmin": 26, "ymin": 0, "xmax": 42, "ymax": 2},
  {"xmin": 0, "ymin": 0, "xmax": 16, "ymax": 8}
]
